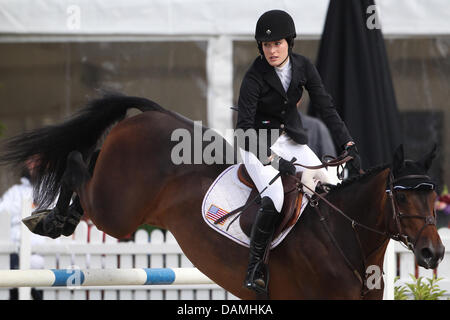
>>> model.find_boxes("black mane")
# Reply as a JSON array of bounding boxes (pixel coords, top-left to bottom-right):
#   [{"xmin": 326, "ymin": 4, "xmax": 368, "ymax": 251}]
[{"xmin": 327, "ymin": 163, "xmax": 390, "ymax": 194}]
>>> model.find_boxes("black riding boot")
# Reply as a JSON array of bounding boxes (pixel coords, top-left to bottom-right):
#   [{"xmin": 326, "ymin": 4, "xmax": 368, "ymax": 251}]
[{"xmin": 244, "ymin": 196, "xmax": 279, "ymax": 294}]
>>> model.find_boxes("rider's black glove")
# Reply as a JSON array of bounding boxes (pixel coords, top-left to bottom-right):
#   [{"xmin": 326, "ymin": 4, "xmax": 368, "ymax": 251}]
[
  {"xmin": 278, "ymin": 157, "xmax": 296, "ymax": 176},
  {"xmin": 343, "ymin": 142, "xmax": 362, "ymax": 177}
]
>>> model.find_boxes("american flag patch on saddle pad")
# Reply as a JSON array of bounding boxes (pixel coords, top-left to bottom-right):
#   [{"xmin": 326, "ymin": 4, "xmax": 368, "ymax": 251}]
[{"xmin": 206, "ymin": 205, "xmax": 228, "ymax": 226}]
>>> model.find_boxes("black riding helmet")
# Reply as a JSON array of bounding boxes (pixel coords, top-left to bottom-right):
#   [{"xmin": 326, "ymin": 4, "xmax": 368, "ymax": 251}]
[{"xmin": 255, "ymin": 10, "xmax": 297, "ymax": 55}]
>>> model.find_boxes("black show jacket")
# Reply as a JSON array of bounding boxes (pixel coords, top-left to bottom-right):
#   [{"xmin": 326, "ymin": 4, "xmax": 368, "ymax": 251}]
[{"xmin": 236, "ymin": 53, "xmax": 352, "ymax": 159}]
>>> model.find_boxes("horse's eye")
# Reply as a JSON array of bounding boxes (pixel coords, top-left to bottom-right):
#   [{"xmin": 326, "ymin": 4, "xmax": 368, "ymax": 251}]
[{"xmin": 396, "ymin": 193, "xmax": 407, "ymax": 203}]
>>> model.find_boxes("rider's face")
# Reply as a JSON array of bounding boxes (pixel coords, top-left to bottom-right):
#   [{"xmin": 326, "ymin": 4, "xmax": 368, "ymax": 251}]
[{"xmin": 262, "ymin": 39, "xmax": 289, "ymax": 67}]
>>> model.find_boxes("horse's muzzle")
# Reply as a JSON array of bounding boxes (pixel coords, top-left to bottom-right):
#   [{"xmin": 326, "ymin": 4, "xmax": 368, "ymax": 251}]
[{"xmin": 415, "ymin": 242, "xmax": 445, "ymax": 269}]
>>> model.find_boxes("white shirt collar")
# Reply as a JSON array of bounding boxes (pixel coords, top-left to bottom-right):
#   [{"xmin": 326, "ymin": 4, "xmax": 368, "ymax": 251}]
[
  {"xmin": 274, "ymin": 58, "xmax": 292, "ymax": 92},
  {"xmin": 275, "ymin": 57, "xmax": 291, "ymax": 72}
]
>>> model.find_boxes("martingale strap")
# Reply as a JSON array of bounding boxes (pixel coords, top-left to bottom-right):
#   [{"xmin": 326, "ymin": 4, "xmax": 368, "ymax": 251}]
[
  {"xmin": 301, "ymin": 177, "xmax": 391, "ymax": 296},
  {"xmin": 308, "ymin": 197, "xmax": 365, "ymax": 286}
]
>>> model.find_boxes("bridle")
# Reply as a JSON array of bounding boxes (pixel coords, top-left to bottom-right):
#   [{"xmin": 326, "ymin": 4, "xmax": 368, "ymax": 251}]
[
  {"xmin": 301, "ymin": 168, "xmax": 437, "ymax": 296},
  {"xmin": 387, "ymin": 173, "xmax": 437, "ymax": 251},
  {"xmin": 296, "ymin": 158, "xmax": 437, "ymax": 248}
]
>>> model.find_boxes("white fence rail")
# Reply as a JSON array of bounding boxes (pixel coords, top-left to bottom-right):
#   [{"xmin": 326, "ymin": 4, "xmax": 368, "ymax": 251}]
[
  {"xmin": 383, "ymin": 228, "xmax": 450, "ymax": 300},
  {"xmin": 0, "ymin": 210, "xmax": 238, "ymax": 300},
  {"xmin": 1, "ymin": 208, "xmax": 450, "ymax": 300}
]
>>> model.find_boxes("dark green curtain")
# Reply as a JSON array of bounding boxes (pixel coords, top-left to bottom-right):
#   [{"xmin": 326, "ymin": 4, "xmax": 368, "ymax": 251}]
[{"xmin": 309, "ymin": 0, "xmax": 403, "ymax": 168}]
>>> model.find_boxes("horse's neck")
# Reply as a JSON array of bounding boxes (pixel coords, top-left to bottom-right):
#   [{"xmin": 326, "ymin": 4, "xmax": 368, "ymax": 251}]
[{"xmin": 328, "ymin": 169, "xmax": 391, "ymax": 260}]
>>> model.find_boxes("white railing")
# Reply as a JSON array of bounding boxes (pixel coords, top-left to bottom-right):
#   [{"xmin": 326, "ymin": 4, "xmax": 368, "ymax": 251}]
[
  {"xmin": 0, "ymin": 209, "xmax": 238, "ymax": 300},
  {"xmin": 383, "ymin": 228, "xmax": 450, "ymax": 300}
]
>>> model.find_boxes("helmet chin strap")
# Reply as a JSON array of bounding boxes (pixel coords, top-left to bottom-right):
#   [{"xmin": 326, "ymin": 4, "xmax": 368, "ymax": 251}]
[
  {"xmin": 276, "ymin": 54, "xmax": 289, "ymax": 68},
  {"xmin": 276, "ymin": 43, "xmax": 293, "ymax": 67}
]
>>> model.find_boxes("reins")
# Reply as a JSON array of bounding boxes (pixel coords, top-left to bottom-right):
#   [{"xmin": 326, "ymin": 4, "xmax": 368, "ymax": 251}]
[
  {"xmin": 213, "ymin": 152, "xmax": 352, "ymax": 226},
  {"xmin": 294, "ymin": 154, "xmax": 353, "ymax": 180}
]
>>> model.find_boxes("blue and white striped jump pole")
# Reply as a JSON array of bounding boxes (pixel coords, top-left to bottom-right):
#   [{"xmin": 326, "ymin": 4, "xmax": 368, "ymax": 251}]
[{"xmin": 0, "ymin": 268, "xmax": 214, "ymax": 288}]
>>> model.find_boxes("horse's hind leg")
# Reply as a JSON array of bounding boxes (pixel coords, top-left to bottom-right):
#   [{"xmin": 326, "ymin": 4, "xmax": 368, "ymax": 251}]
[
  {"xmin": 62, "ymin": 150, "xmax": 100, "ymax": 236},
  {"xmin": 23, "ymin": 179, "xmax": 74, "ymax": 238},
  {"xmin": 59, "ymin": 150, "xmax": 98, "ymax": 235},
  {"xmin": 23, "ymin": 151, "xmax": 98, "ymax": 239}
]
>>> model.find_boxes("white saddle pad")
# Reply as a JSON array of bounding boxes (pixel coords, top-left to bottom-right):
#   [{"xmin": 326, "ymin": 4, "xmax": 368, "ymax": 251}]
[{"xmin": 201, "ymin": 164, "xmax": 308, "ymax": 249}]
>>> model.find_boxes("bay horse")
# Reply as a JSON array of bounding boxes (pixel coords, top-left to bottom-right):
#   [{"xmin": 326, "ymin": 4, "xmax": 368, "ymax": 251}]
[{"xmin": 0, "ymin": 94, "xmax": 444, "ymax": 299}]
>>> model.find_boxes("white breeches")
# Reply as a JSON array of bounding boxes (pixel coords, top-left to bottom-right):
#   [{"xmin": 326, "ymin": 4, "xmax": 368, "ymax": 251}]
[{"xmin": 240, "ymin": 134, "xmax": 340, "ymax": 213}]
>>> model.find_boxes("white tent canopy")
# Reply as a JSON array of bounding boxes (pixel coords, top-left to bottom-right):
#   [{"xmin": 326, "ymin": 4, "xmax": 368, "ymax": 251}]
[
  {"xmin": 0, "ymin": 0, "xmax": 449, "ymax": 37},
  {"xmin": 1, "ymin": 0, "xmax": 449, "ymax": 141}
]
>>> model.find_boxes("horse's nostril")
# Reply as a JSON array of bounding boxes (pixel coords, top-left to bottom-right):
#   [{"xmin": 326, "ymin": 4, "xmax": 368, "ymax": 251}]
[{"xmin": 421, "ymin": 247, "xmax": 433, "ymax": 260}]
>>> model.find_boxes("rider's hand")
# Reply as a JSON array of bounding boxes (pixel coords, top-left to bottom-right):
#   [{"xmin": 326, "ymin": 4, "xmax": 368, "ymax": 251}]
[
  {"xmin": 278, "ymin": 157, "xmax": 296, "ymax": 176},
  {"xmin": 343, "ymin": 142, "xmax": 362, "ymax": 177}
]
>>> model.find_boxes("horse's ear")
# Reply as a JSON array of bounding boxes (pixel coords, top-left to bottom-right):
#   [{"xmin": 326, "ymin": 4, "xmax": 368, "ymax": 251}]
[
  {"xmin": 420, "ymin": 143, "xmax": 437, "ymax": 171},
  {"xmin": 392, "ymin": 144, "xmax": 404, "ymax": 171}
]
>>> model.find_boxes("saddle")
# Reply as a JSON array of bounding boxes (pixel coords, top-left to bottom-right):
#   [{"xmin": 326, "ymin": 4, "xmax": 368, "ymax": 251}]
[{"xmin": 236, "ymin": 164, "xmax": 304, "ymax": 241}]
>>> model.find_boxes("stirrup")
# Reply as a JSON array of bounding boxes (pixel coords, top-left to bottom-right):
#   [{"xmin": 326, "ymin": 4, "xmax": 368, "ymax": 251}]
[{"xmin": 244, "ymin": 261, "xmax": 269, "ymax": 294}]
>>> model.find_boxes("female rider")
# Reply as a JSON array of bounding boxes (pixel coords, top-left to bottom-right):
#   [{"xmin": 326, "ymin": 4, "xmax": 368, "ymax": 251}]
[{"xmin": 236, "ymin": 9, "xmax": 361, "ymax": 294}]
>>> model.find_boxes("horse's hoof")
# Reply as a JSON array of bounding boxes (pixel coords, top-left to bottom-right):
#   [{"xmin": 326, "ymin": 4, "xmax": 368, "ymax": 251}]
[
  {"xmin": 22, "ymin": 210, "xmax": 51, "ymax": 233},
  {"xmin": 22, "ymin": 208, "xmax": 64, "ymax": 239}
]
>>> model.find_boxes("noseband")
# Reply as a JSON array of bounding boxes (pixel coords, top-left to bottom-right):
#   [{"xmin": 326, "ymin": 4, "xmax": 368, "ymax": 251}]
[{"xmin": 387, "ymin": 173, "xmax": 437, "ymax": 251}]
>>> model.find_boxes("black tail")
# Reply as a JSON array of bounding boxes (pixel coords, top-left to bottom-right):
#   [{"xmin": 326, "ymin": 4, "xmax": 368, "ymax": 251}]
[{"xmin": 0, "ymin": 93, "xmax": 166, "ymax": 208}]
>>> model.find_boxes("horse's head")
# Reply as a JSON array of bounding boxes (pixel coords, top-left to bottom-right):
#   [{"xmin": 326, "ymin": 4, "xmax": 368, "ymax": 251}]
[{"xmin": 388, "ymin": 144, "xmax": 444, "ymax": 269}]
